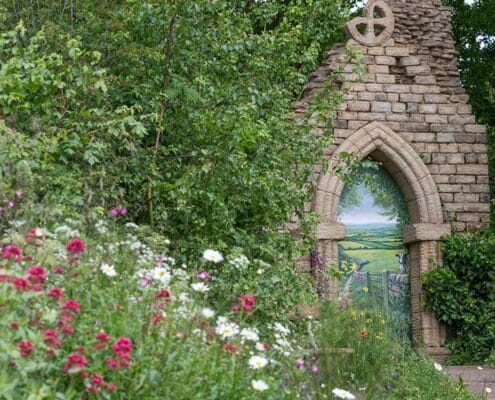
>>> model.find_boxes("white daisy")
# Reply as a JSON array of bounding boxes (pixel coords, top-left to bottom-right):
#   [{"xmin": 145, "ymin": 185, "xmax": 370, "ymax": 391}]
[
  {"xmin": 191, "ymin": 282, "xmax": 210, "ymax": 293},
  {"xmin": 255, "ymin": 342, "xmax": 266, "ymax": 352},
  {"xmin": 251, "ymin": 379, "xmax": 269, "ymax": 392},
  {"xmin": 215, "ymin": 322, "xmax": 239, "ymax": 339},
  {"xmin": 100, "ymin": 263, "xmax": 117, "ymax": 277},
  {"xmin": 151, "ymin": 267, "xmax": 171, "ymax": 286},
  {"xmin": 240, "ymin": 328, "xmax": 260, "ymax": 342},
  {"xmin": 332, "ymin": 388, "xmax": 356, "ymax": 400},
  {"xmin": 202, "ymin": 249, "xmax": 224, "ymax": 263},
  {"xmin": 248, "ymin": 355, "xmax": 268, "ymax": 369}
]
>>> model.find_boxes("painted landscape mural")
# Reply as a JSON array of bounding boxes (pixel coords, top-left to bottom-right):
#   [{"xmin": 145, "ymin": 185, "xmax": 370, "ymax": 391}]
[{"xmin": 338, "ymin": 162, "xmax": 411, "ymax": 338}]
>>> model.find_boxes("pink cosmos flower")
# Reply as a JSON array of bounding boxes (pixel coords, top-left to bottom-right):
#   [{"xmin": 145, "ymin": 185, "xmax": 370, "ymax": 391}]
[{"xmin": 296, "ymin": 359, "xmax": 305, "ymax": 369}]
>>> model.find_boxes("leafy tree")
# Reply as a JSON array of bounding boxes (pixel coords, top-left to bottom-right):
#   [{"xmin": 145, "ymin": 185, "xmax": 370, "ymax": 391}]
[
  {"xmin": 0, "ymin": 1, "xmax": 352, "ymax": 262},
  {"xmin": 441, "ymin": 0, "xmax": 495, "ymax": 220}
]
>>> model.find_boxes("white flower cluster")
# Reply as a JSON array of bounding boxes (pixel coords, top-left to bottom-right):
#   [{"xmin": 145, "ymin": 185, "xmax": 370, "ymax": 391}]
[
  {"xmin": 229, "ymin": 255, "xmax": 250, "ymax": 269},
  {"xmin": 54, "ymin": 225, "xmax": 80, "ymax": 238},
  {"xmin": 271, "ymin": 322, "xmax": 292, "ymax": 356},
  {"xmin": 95, "ymin": 220, "xmax": 109, "ymax": 234},
  {"xmin": 100, "ymin": 263, "xmax": 117, "ymax": 277}
]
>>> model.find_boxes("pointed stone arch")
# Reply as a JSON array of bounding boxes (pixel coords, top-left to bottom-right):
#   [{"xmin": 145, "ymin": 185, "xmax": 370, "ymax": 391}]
[{"xmin": 312, "ymin": 121, "xmax": 451, "ymax": 357}]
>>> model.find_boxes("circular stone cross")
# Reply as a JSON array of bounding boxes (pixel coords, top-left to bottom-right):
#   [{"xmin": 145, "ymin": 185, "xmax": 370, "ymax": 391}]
[{"xmin": 346, "ymin": 0, "xmax": 395, "ymax": 47}]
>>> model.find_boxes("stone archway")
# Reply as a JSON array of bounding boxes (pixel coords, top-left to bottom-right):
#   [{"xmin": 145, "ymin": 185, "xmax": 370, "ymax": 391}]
[{"xmin": 313, "ymin": 121, "xmax": 451, "ymax": 356}]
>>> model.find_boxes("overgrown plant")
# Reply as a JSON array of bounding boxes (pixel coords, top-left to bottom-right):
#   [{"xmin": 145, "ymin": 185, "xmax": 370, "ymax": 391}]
[{"xmin": 423, "ymin": 230, "xmax": 495, "ymax": 365}]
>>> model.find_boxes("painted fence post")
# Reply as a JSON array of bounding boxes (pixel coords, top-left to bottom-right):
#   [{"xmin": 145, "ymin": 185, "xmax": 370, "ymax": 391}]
[
  {"xmin": 382, "ymin": 271, "xmax": 390, "ymax": 313},
  {"xmin": 366, "ymin": 272, "xmax": 372, "ymax": 295}
]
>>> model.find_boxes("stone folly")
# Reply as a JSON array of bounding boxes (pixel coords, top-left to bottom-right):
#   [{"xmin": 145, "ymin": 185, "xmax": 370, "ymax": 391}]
[{"xmin": 295, "ymin": 0, "xmax": 490, "ymax": 358}]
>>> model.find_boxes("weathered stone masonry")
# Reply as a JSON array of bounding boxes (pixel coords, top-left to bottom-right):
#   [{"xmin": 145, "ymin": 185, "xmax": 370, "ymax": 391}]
[{"xmin": 295, "ymin": 0, "xmax": 490, "ymax": 358}]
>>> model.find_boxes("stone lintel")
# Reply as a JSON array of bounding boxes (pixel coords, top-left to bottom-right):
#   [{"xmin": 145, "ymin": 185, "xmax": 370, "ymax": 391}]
[
  {"xmin": 403, "ymin": 223, "xmax": 451, "ymax": 244},
  {"xmin": 316, "ymin": 222, "xmax": 346, "ymax": 240}
]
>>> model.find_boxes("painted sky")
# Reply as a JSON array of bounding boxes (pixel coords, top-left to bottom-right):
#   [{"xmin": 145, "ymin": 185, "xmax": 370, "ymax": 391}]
[{"xmin": 338, "ymin": 184, "xmax": 397, "ymax": 225}]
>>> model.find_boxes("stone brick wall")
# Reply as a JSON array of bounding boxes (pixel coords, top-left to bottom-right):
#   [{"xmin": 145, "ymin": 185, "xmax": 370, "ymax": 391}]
[{"xmin": 295, "ymin": 0, "xmax": 490, "ymax": 232}]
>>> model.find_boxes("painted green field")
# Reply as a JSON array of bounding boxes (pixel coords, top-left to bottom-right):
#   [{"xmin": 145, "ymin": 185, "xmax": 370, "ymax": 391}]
[{"xmin": 339, "ymin": 223, "xmax": 406, "ymax": 274}]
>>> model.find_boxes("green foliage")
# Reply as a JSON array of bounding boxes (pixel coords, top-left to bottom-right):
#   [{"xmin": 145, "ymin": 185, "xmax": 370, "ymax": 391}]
[
  {"xmin": 441, "ymin": 0, "xmax": 495, "ymax": 221},
  {"xmin": 0, "ymin": 1, "xmax": 350, "ymax": 263},
  {"xmin": 423, "ymin": 230, "xmax": 495, "ymax": 364},
  {"xmin": 304, "ymin": 302, "xmax": 480, "ymax": 400}
]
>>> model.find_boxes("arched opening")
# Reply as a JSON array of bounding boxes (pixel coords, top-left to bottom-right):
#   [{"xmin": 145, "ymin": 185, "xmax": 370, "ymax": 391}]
[
  {"xmin": 312, "ymin": 121, "xmax": 451, "ymax": 356},
  {"xmin": 337, "ymin": 161, "xmax": 411, "ymax": 339}
]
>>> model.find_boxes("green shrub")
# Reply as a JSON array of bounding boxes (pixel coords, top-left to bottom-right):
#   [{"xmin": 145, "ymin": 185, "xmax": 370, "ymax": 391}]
[{"xmin": 423, "ymin": 230, "xmax": 495, "ymax": 365}]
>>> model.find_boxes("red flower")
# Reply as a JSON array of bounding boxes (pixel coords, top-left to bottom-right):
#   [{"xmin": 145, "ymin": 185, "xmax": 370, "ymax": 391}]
[
  {"xmin": 152, "ymin": 314, "xmax": 163, "ymax": 325},
  {"xmin": 262, "ymin": 342, "xmax": 270, "ymax": 350},
  {"xmin": 27, "ymin": 266, "xmax": 47, "ymax": 284},
  {"xmin": 63, "ymin": 353, "xmax": 88, "ymax": 373},
  {"xmin": 87, "ymin": 385, "xmax": 100, "ymax": 393},
  {"xmin": 66, "ymin": 239, "xmax": 85, "ymax": 254},
  {"xmin": 223, "ymin": 343, "xmax": 241, "ymax": 354},
  {"xmin": 2, "ymin": 245, "xmax": 23, "ymax": 262},
  {"xmin": 18, "ymin": 341, "xmax": 34, "ymax": 357},
  {"xmin": 43, "ymin": 330, "xmax": 61, "ymax": 347},
  {"xmin": 53, "ymin": 266, "xmax": 64, "ymax": 274},
  {"xmin": 107, "ymin": 383, "xmax": 117, "ymax": 391},
  {"xmin": 231, "ymin": 304, "xmax": 241, "ymax": 312},
  {"xmin": 238, "ymin": 294, "xmax": 255, "ymax": 311},
  {"xmin": 359, "ymin": 330, "xmax": 368, "ymax": 338},
  {"xmin": 10, "ymin": 321, "xmax": 20, "ymax": 330},
  {"xmin": 62, "ymin": 300, "xmax": 80, "ymax": 314},
  {"xmin": 111, "ymin": 337, "xmax": 132, "ymax": 364},
  {"xmin": 13, "ymin": 278, "xmax": 28, "ymax": 291},
  {"xmin": 61, "ymin": 325, "xmax": 74, "ymax": 336},
  {"xmin": 91, "ymin": 375, "xmax": 105, "ymax": 387},
  {"xmin": 107, "ymin": 358, "xmax": 119, "ymax": 369},
  {"xmin": 155, "ymin": 289, "xmax": 171, "ymax": 300},
  {"xmin": 48, "ymin": 288, "xmax": 64, "ymax": 301},
  {"xmin": 96, "ymin": 332, "xmax": 110, "ymax": 342}
]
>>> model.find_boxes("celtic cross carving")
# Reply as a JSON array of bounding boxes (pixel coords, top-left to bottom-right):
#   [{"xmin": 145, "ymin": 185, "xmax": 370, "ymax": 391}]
[{"xmin": 346, "ymin": 0, "xmax": 395, "ymax": 47}]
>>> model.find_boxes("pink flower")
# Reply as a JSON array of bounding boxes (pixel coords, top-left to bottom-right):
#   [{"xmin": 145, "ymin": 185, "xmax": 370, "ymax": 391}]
[
  {"xmin": 153, "ymin": 314, "xmax": 163, "ymax": 325},
  {"xmin": 296, "ymin": 359, "xmax": 305, "ymax": 369},
  {"xmin": 10, "ymin": 321, "xmax": 20, "ymax": 330},
  {"xmin": 13, "ymin": 278, "xmax": 28, "ymax": 291},
  {"xmin": 311, "ymin": 364, "xmax": 319, "ymax": 373},
  {"xmin": 107, "ymin": 383, "xmax": 117, "ymax": 391},
  {"xmin": 2, "ymin": 244, "xmax": 23, "ymax": 262},
  {"xmin": 18, "ymin": 341, "xmax": 34, "ymax": 357},
  {"xmin": 27, "ymin": 265, "xmax": 47, "ymax": 284},
  {"xmin": 110, "ymin": 208, "xmax": 119, "ymax": 217},
  {"xmin": 96, "ymin": 332, "xmax": 110, "ymax": 343},
  {"xmin": 197, "ymin": 271, "xmax": 211, "ymax": 280},
  {"xmin": 112, "ymin": 337, "xmax": 132, "ymax": 361},
  {"xmin": 43, "ymin": 330, "xmax": 61, "ymax": 347},
  {"xmin": 107, "ymin": 358, "xmax": 119, "ymax": 369},
  {"xmin": 238, "ymin": 294, "xmax": 255, "ymax": 311},
  {"xmin": 120, "ymin": 208, "xmax": 127, "ymax": 215},
  {"xmin": 91, "ymin": 375, "xmax": 105, "ymax": 387},
  {"xmin": 66, "ymin": 239, "xmax": 85, "ymax": 254},
  {"xmin": 62, "ymin": 300, "xmax": 80, "ymax": 314},
  {"xmin": 53, "ymin": 266, "xmax": 64, "ymax": 274},
  {"xmin": 61, "ymin": 325, "xmax": 74, "ymax": 336},
  {"xmin": 87, "ymin": 385, "xmax": 100, "ymax": 393},
  {"xmin": 48, "ymin": 288, "xmax": 64, "ymax": 301},
  {"xmin": 63, "ymin": 353, "xmax": 88, "ymax": 373}
]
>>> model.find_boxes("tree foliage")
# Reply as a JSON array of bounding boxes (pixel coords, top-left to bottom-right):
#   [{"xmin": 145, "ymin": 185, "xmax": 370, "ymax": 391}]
[{"xmin": 0, "ymin": 1, "xmax": 351, "ymax": 260}]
